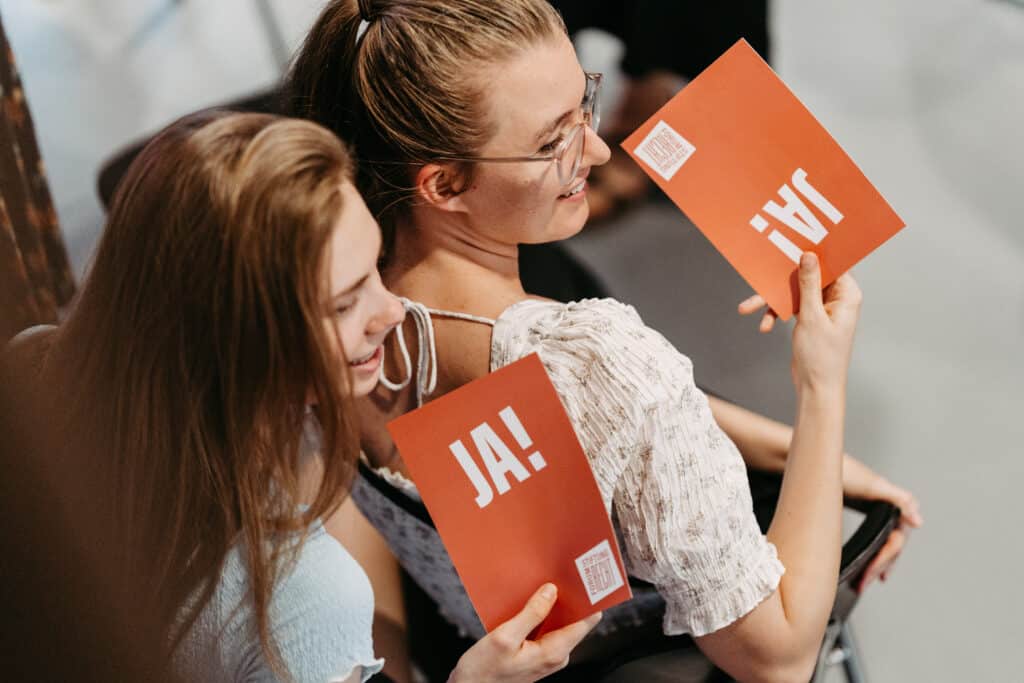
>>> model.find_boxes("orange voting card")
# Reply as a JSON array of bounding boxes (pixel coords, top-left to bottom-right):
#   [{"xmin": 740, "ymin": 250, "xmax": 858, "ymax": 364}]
[
  {"xmin": 622, "ymin": 39, "xmax": 905, "ymax": 320},
  {"xmin": 387, "ymin": 353, "xmax": 631, "ymax": 635}
]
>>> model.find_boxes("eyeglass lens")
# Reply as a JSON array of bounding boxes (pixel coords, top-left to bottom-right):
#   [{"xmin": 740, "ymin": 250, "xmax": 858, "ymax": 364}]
[
  {"xmin": 557, "ymin": 124, "xmax": 584, "ymax": 186},
  {"xmin": 587, "ymin": 76, "xmax": 602, "ymax": 134},
  {"xmin": 555, "ymin": 74, "xmax": 602, "ymax": 186}
]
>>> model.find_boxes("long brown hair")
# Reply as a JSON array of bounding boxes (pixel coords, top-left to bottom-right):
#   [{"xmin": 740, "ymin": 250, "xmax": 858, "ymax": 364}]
[
  {"xmin": 284, "ymin": 0, "xmax": 566, "ymax": 247},
  {"xmin": 43, "ymin": 111, "xmax": 359, "ymax": 675}
]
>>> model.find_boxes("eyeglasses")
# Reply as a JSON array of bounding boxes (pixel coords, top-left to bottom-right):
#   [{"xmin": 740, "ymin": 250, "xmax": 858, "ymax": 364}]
[{"xmin": 434, "ymin": 72, "xmax": 602, "ymax": 187}]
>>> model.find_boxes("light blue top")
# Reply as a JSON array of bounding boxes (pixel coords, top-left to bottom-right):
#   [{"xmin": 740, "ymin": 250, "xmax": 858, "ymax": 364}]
[
  {"xmin": 5, "ymin": 326, "xmax": 384, "ymax": 681},
  {"xmin": 175, "ymin": 519, "xmax": 384, "ymax": 683}
]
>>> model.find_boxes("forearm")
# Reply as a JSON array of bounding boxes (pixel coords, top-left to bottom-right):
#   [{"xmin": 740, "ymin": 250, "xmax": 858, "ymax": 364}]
[
  {"xmin": 766, "ymin": 386, "xmax": 845, "ymax": 648},
  {"xmin": 374, "ymin": 617, "xmax": 412, "ymax": 683},
  {"xmin": 707, "ymin": 395, "xmax": 791, "ymax": 472},
  {"xmin": 700, "ymin": 256, "xmax": 861, "ymax": 681},
  {"xmin": 709, "ymin": 394, "xmax": 881, "ymax": 501}
]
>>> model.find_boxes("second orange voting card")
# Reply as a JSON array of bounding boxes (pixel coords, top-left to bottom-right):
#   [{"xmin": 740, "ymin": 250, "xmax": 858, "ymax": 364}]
[
  {"xmin": 622, "ymin": 39, "xmax": 905, "ymax": 319},
  {"xmin": 387, "ymin": 353, "xmax": 631, "ymax": 636}
]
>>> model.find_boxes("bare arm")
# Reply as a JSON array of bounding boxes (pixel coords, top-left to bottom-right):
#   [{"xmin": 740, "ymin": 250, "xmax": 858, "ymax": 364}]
[
  {"xmin": 698, "ymin": 391, "xmax": 845, "ymax": 682},
  {"xmin": 705, "ymin": 395, "xmax": 792, "ymax": 473},
  {"xmin": 325, "ymin": 499, "xmax": 603, "ymax": 683},
  {"xmin": 704, "ymin": 395, "xmax": 921, "ymax": 518},
  {"xmin": 706, "ymin": 351, "xmax": 923, "ymax": 597},
  {"xmin": 325, "ymin": 498, "xmax": 412, "ymax": 683},
  {"xmin": 707, "ymin": 394, "xmax": 922, "ymax": 526},
  {"xmin": 694, "ymin": 254, "xmax": 858, "ymax": 683}
]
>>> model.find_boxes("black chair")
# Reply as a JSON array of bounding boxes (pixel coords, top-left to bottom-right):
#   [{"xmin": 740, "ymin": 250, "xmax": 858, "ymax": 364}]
[
  {"xmin": 96, "ymin": 89, "xmax": 281, "ymax": 209},
  {"xmin": 357, "ymin": 458, "xmax": 898, "ymax": 683},
  {"xmin": 596, "ymin": 472, "xmax": 900, "ymax": 683}
]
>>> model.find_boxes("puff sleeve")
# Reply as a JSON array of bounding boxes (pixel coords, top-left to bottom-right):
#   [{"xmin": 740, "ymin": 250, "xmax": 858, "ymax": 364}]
[{"xmin": 492, "ymin": 299, "xmax": 785, "ymax": 636}]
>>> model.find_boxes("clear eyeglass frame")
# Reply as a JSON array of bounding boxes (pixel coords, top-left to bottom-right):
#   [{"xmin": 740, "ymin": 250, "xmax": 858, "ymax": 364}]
[{"xmin": 433, "ymin": 72, "xmax": 603, "ymax": 187}]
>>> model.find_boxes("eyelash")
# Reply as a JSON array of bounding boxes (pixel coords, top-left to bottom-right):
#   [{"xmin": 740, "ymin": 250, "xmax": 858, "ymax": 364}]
[
  {"xmin": 539, "ymin": 100, "xmax": 586, "ymax": 153},
  {"xmin": 335, "ymin": 300, "xmax": 356, "ymax": 315},
  {"xmin": 539, "ymin": 135, "xmax": 563, "ymax": 153}
]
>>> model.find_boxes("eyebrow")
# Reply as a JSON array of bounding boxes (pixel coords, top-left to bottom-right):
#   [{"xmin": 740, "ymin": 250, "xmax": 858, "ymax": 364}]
[
  {"xmin": 533, "ymin": 108, "xmax": 577, "ymax": 145},
  {"xmin": 533, "ymin": 72, "xmax": 590, "ymax": 146},
  {"xmin": 330, "ymin": 273, "xmax": 370, "ymax": 303}
]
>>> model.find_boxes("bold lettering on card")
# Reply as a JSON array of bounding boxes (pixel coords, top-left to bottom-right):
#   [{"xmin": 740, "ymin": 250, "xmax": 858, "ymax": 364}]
[
  {"xmin": 470, "ymin": 423, "xmax": 532, "ymax": 495},
  {"xmin": 450, "ymin": 439, "xmax": 495, "ymax": 508},
  {"xmin": 764, "ymin": 185, "xmax": 829, "ymax": 244},
  {"xmin": 750, "ymin": 168, "xmax": 843, "ymax": 263},
  {"xmin": 499, "ymin": 406, "xmax": 546, "ymax": 472},
  {"xmin": 450, "ymin": 407, "xmax": 545, "ymax": 509},
  {"xmin": 791, "ymin": 168, "xmax": 843, "ymax": 224}
]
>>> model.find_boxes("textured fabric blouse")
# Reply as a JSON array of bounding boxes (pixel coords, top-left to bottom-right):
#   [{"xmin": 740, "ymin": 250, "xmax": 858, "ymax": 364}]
[{"xmin": 355, "ymin": 297, "xmax": 784, "ymax": 638}]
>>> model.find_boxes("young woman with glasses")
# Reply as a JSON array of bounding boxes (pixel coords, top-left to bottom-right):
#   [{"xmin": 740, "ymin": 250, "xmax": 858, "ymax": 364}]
[{"xmin": 286, "ymin": 1, "xmax": 920, "ymax": 680}]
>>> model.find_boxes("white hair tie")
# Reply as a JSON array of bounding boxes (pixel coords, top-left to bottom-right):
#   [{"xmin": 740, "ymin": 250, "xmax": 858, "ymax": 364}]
[{"xmin": 356, "ymin": 18, "xmax": 371, "ymax": 44}]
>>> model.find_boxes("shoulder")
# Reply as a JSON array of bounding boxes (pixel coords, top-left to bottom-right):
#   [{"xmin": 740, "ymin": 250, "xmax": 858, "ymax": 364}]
[
  {"xmin": 2, "ymin": 325, "xmax": 58, "ymax": 398},
  {"xmin": 6, "ymin": 324, "xmax": 57, "ymax": 348},
  {"xmin": 495, "ymin": 297, "xmax": 642, "ymax": 337},
  {"xmin": 3, "ymin": 324, "xmax": 57, "ymax": 376},
  {"xmin": 492, "ymin": 297, "xmax": 692, "ymax": 389}
]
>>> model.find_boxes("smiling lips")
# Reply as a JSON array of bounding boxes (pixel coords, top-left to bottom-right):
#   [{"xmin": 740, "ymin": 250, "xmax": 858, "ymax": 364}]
[
  {"xmin": 559, "ymin": 179, "xmax": 587, "ymax": 199},
  {"xmin": 349, "ymin": 346, "xmax": 382, "ymax": 370}
]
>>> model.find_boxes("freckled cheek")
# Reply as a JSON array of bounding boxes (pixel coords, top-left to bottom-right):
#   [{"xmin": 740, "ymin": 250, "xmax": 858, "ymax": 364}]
[
  {"xmin": 497, "ymin": 174, "xmax": 554, "ymax": 211},
  {"xmin": 469, "ymin": 171, "xmax": 555, "ymax": 238}
]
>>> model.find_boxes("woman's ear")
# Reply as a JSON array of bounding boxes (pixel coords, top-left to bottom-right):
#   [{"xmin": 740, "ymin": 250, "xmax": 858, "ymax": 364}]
[{"xmin": 414, "ymin": 163, "xmax": 470, "ymax": 214}]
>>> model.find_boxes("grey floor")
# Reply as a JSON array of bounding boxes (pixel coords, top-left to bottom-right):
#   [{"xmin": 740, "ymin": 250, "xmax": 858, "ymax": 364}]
[{"xmin": 3, "ymin": 0, "xmax": 1022, "ymax": 680}]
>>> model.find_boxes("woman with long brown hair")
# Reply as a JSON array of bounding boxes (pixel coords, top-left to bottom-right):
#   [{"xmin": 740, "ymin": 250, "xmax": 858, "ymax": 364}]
[
  {"xmin": 4, "ymin": 110, "xmax": 599, "ymax": 682},
  {"xmin": 285, "ymin": 1, "xmax": 922, "ymax": 681}
]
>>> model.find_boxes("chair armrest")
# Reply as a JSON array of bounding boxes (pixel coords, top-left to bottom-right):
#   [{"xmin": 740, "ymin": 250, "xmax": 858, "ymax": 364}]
[
  {"xmin": 839, "ymin": 498, "xmax": 899, "ymax": 584},
  {"xmin": 830, "ymin": 497, "xmax": 899, "ymax": 623}
]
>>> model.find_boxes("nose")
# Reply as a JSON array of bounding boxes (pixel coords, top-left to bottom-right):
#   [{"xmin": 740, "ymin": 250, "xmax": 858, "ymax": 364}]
[
  {"xmin": 584, "ymin": 126, "xmax": 611, "ymax": 168},
  {"xmin": 366, "ymin": 285, "xmax": 405, "ymax": 337}
]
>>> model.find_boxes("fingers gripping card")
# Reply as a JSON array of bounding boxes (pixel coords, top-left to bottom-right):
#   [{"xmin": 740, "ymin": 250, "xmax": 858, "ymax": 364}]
[
  {"xmin": 623, "ymin": 39, "xmax": 906, "ymax": 320},
  {"xmin": 387, "ymin": 354, "xmax": 631, "ymax": 635}
]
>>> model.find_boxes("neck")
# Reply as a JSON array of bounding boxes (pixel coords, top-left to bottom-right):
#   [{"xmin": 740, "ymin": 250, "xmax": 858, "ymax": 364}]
[{"xmin": 384, "ymin": 209, "xmax": 529, "ymax": 317}]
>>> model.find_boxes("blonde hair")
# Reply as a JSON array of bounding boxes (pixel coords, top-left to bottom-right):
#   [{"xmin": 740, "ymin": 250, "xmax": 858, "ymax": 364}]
[{"xmin": 285, "ymin": 0, "xmax": 566, "ymax": 246}]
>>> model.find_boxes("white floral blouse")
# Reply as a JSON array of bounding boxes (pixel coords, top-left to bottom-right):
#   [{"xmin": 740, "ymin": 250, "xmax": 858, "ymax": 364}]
[{"xmin": 354, "ymin": 297, "xmax": 784, "ymax": 638}]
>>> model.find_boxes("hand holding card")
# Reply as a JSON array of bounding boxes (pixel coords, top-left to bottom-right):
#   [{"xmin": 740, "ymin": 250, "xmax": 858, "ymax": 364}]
[{"xmin": 622, "ymin": 39, "xmax": 905, "ymax": 320}]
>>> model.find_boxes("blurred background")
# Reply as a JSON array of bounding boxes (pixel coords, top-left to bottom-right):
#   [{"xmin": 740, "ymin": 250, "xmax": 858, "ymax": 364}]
[{"xmin": 1, "ymin": 0, "xmax": 1021, "ymax": 680}]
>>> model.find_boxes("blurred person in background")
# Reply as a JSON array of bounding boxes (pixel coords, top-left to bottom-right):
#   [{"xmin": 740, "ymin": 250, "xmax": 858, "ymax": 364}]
[{"xmin": 550, "ymin": 0, "xmax": 773, "ymax": 220}]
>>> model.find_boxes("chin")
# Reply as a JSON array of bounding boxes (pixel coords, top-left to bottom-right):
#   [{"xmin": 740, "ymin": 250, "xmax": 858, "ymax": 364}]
[
  {"xmin": 533, "ymin": 203, "xmax": 590, "ymax": 245},
  {"xmin": 351, "ymin": 371, "xmax": 381, "ymax": 398}
]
